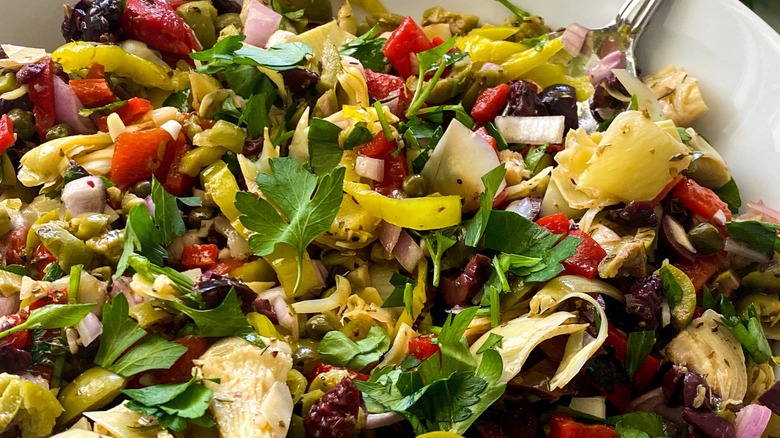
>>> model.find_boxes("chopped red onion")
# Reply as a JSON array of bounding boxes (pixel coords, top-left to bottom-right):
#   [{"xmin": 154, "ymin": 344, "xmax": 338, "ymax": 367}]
[
  {"xmin": 494, "ymin": 115, "xmax": 566, "ymax": 145},
  {"xmin": 243, "ymin": 1, "xmax": 282, "ymax": 48},
  {"xmin": 0, "ymin": 295, "xmax": 19, "ymax": 317},
  {"xmin": 479, "ymin": 62, "xmax": 503, "ymax": 72},
  {"xmin": 76, "ymin": 312, "xmax": 102, "ymax": 348},
  {"xmin": 144, "ymin": 195, "xmax": 155, "ymax": 217},
  {"xmin": 377, "ymin": 221, "xmax": 402, "ymax": 254},
  {"xmin": 627, "ymin": 387, "xmax": 663, "ymax": 412},
  {"xmin": 61, "ymin": 176, "xmax": 106, "ymax": 216},
  {"xmin": 743, "ymin": 201, "xmax": 780, "ymax": 224},
  {"xmin": 736, "ymin": 404, "xmax": 771, "ymax": 438},
  {"xmin": 393, "ymin": 230, "xmax": 423, "ymax": 272},
  {"xmin": 272, "ymin": 295, "xmax": 299, "ymax": 340},
  {"xmin": 724, "ymin": 238, "xmax": 771, "ymax": 263},
  {"xmin": 53, "ymin": 75, "xmax": 96, "ymax": 134},
  {"xmin": 312, "ymin": 259, "xmax": 328, "ymax": 288},
  {"xmin": 587, "ymin": 50, "xmax": 626, "ymax": 85},
  {"xmin": 355, "ymin": 156, "xmax": 385, "ymax": 182},
  {"xmin": 365, "ymin": 412, "xmax": 404, "ymax": 429},
  {"xmin": 562, "ymin": 23, "xmax": 589, "ymax": 56}
]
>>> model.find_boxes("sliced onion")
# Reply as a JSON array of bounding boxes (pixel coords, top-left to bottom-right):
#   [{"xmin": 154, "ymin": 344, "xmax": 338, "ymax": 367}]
[
  {"xmin": 61, "ymin": 176, "xmax": 106, "ymax": 216},
  {"xmin": 243, "ymin": 1, "xmax": 282, "ymax": 48},
  {"xmin": 562, "ymin": 23, "xmax": 589, "ymax": 57},
  {"xmin": 612, "ymin": 68, "xmax": 664, "ymax": 121},
  {"xmin": 377, "ymin": 221, "xmax": 402, "ymax": 254},
  {"xmin": 504, "ymin": 197, "xmax": 542, "ymax": 221},
  {"xmin": 143, "ymin": 195, "xmax": 155, "ymax": 217},
  {"xmin": 53, "ymin": 76, "xmax": 96, "ymax": 134},
  {"xmin": 393, "ymin": 230, "xmax": 423, "ymax": 273},
  {"xmin": 494, "ymin": 115, "xmax": 566, "ymax": 145},
  {"xmin": 341, "ymin": 55, "xmax": 366, "ymax": 79},
  {"xmin": 76, "ymin": 312, "xmax": 102, "ymax": 347},
  {"xmin": 587, "ymin": 50, "xmax": 626, "ymax": 85},
  {"xmin": 736, "ymin": 404, "xmax": 772, "ymax": 438},
  {"xmin": 743, "ymin": 201, "xmax": 780, "ymax": 224},
  {"xmin": 355, "ymin": 156, "xmax": 385, "ymax": 182},
  {"xmin": 480, "ymin": 62, "xmax": 503, "ymax": 72},
  {"xmin": 365, "ymin": 412, "xmax": 404, "ymax": 429},
  {"xmin": 724, "ymin": 238, "xmax": 771, "ymax": 263},
  {"xmin": 214, "ymin": 216, "xmax": 251, "ymax": 259},
  {"xmin": 312, "ymin": 259, "xmax": 328, "ymax": 288},
  {"xmin": 0, "ymin": 295, "xmax": 19, "ymax": 317},
  {"xmin": 272, "ymin": 294, "xmax": 299, "ymax": 340}
]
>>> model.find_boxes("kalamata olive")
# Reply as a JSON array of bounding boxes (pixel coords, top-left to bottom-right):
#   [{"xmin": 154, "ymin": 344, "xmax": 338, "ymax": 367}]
[
  {"xmin": 591, "ymin": 73, "xmax": 629, "ymax": 121},
  {"xmin": 682, "ymin": 371, "xmax": 714, "ymax": 410},
  {"xmin": 15, "ymin": 61, "xmax": 46, "ymax": 84},
  {"xmin": 304, "ymin": 377, "xmax": 367, "ymax": 438},
  {"xmin": 682, "ymin": 408, "xmax": 736, "ymax": 438},
  {"xmin": 540, "ymin": 83, "xmax": 578, "ymax": 134},
  {"xmin": 625, "ymin": 274, "xmax": 663, "ymax": 330},
  {"xmin": 62, "ymin": 0, "xmax": 122, "ymax": 43},
  {"xmin": 660, "ymin": 215, "xmax": 698, "ymax": 263},
  {"xmin": 187, "ymin": 206, "xmax": 216, "ymax": 229},
  {"xmin": 305, "ymin": 314, "xmax": 337, "ymax": 340},
  {"xmin": 45, "ymin": 123, "xmax": 75, "ymax": 141},
  {"xmin": 0, "ymin": 93, "xmax": 33, "ymax": 116},
  {"xmin": 129, "ymin": 180, "xmax": 152, "ymax": 199},
  {"xmin": 438, "ymin": 254, "xmax": 492, "ymax": 306},
  {"xmin": 662, "ymin": 366, "xmax": 686, "ymax": 406},
  {"xmin": 502, "ymin": 402, "xmax": 541, "ymax": 438},
  {"xmin": 612, "ymin": 200, "xmax": 659, "ymax": 227},
  {"xmin": 758, "ymin": 381, "xmax": 780, "ymax": 415},
  {"xmin": 7, "ymin": 108, "xmax": 35, "ymax": 141},
  {"xmin": 212, "ymin": 0, "xmax": 242, "ymax": 14},
  {"xmin": 281, "ymin": 69, "xmax": 320, "ymax": 98},
  {"xmin": 252, "ymin": 297, "xmax": 278, "ymax": 324},
  {"xmin": 506, "ymin": 80, "xmax": 547, "ymax": 117},
  {"xmin": 193, "ymin": 272, "xmax": 258, "ymax": 313},
  {"xmin": 402, "ymin": 174, "xmax": 428, "ymax": 198},
  {"xmin": 0, "ymin": 345, "xmax": 32, "ymax": 374}
]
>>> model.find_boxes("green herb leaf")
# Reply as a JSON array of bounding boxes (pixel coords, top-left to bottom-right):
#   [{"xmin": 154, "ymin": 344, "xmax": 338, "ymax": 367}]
[
  {"xmin": 725, "ymin": 220, "xmax": 780, "ymax": 259},
  {"xmin": 339, "ymin": 25, "xmax": 388, "ymax": 71},
  {"xmin": 127, "ymin": 254, "xmax": 194, "ymax": 293},
  {"xmin": 123, "ymin": 379, "xmax": 194, "ymax": 406},
  {"xmin": 421, "ymin": 229, "xmax": 457, "ymax": 287},
  {"xmin": 163, "ymin": 289, "xmax": 253, "ymax": 338},
  {"xmin": 476, "ymin": 333, "xmax": 503, "ymax": 355},
  {"xmin": 608, "ymin": 412, "xmax": 667, "ymax": 438},
  {"xmin": 115, "ymin": 204, "xmax": 167, "ymax": 279},
  {"xmin": 344, "ymin": 123, "xmax": 374, "ymax": 150},
  {"xmin": 406, "ymin": 39, "xmax": 466, "ymax": 119},
  {"xmin": 465, "ymin": 165, "xmax": 506, "ymax": 247},
  {"xmin": 192, "ymin": 35, "xmax": 312, "ymax": 73},
  {"xmin": 0, "ymin": 264, "xmax": 27, "ymax": 276},
  {"xmin": 494, "ymin": 0, "xmax": 530, "ymax": 19},
  {"xmin": 676, "ymin": 127, "xmax": 692, "ymax": 142},
  {"xmin": 0, "ymin": 303, "xmax": 93, "ymax": 340},
  {"xmin": 484, "ymin": 122, "xmax": 509, "ymax": 151},
  {"xmin": 524, "ymin": 145, "xmax": 547, "ymax": 172},
  {"xmin": 151, "ymin": 177, "xmax": 186, "ymax": 245},
  {"xmin": 318, "ymin": 326, "xmax": 390, "ymax": 371},
  {"xmin": 109, "ymin": 335, "xmax": 188, "ymax": 377},
  {"xmin": 78, "ymin": 100, "xmax": 128, "ymax": 117},
  {"xmin": 625, "ymin": 331, "xmax": 655, "ymax": 379},
  {"xmin": 722, "ymin": 305, "xmax": 772, "ymax": 363},
  {"xmin": 307, "ymin": 118, "xmax": 344, "ymax": 176},
  {"xmin": 237, "ymin": 157, "xmax": 346, "ymax": 293},
  {"xmin": 438, "ymin": 307, "xmax": 479, "ymax": 374},
  {"xmin": 95, "ymin": 293, "xmax": 147, "ymax": 369},
  {"xmin": 383, "ymin": 273, "xmax": 416, "ymax": 308},
  {"xmin": 714, "ymin": 177, "xmax": 742, "ymax": 215},
  {"xmin": 162, "ymin": 90, "xmax": 191, "ymax": 113},
  {"xmin": 41, "ymin": 263, "xmax": 65, "ymax": 281}
]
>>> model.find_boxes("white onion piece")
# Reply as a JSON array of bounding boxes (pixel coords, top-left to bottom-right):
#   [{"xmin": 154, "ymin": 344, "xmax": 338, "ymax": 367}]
[
  {"xmin": 243, "ymin": 1, "xmax": 282, "ymax": 48},
  {"xmin": 724, "ymin": 238, "xmax": 771, "ymax": 263},
  {"xmin": 53, "ymin": 76, "xmax": 96, "ymax": 134},
  {"xmin": 0, "ymin": 295, "xmax": 19, "ymax": 317},
  {"xmin": 736, "ymin": 404, "xmax": 772, "ymax": 438},
  {"xmin": 355, "ymin": 156, "xmax": 385, "ymax": 182},
  {"xmin": 377, "ymin": 221, "xmax": 402, "ymax": 254},
  {"xmin": 393, "ymin": 230, "xmax": 423, "ymax": 272},
  {"xmin": 160, "ymin": 120, "xmax": 182, "ymax": 140},
  {"xmin": 76, "ymin": 312, "xmax": 102, "ymax": 347},
  {"xmin": 120, "ymin": 39, "xmax": 168, "ymax": 68},
  {"xmin": 152, "ymin": 107, "xmax": 180, "ymax": 128},
  {"xmin": 612, "ymin": 68, "xmax": 664, "ymax": 121},
  {"xmin": 562, "ymin": 23, "xmax": 589, "ymax": 56},
  {"xmin": 214, "ymin": 216, "xmax": 251, "ymax": 259},
  {"xmin": 494, "ymin": 115, "xmax": 566, "ymax": 145},
  {"xmin": 365, "ymin": 412, "xmax": 405, "ymax": 429},
  {"xmin": 272, "ymin": 295, "xmax": 299, "ymax": 340},
  {"xmin": 61, "ymin": 176, "xmax": 106, "ymax": 216},
  {"xmin": 479, "ymin": 62, "xmax": 503, "ymax": 72},
  {"xmin": 587, "ymin": 50, "xmax": 626, "ymax": 85}
]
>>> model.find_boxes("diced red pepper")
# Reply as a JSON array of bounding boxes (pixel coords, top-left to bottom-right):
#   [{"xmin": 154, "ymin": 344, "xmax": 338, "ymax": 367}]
[
  {"xmin": 651, "ymin": 174, "xmax": 683, "ymax": 205},
  {"xmin": 85, "ymin": 63, "xmax": 106, "ymax": 79},
  {"xmin": 3, "ymin": 227, "xmax": 28, "ymax": 266},
  {"xmin": 408, "ymin": 334, "xmax": 440, "ymax": 362},
  {"xmin": 120, "ymin": 0, "xmax": 202, "ymax": 55},
  {"xmin": 356, "ymin": 132, "xmax": 397, "ymax": 159},
  {"xmin": 97, "ymin": 97, "xmax": 154, "ymax": 131},
  {"xmin": 69, "ymin": 78, "xmax": 116, "ymax": 108},
  {"xmin": 181, "ymin": 244, "xmax": 220, "ymax": 270},
  {"xmin": 548, "ymin": 414, "xmax": 618, "ymax": 438},
  {"xmin": 207, "ymin": 259, "xmax": 245, "ymax": 276},
  {"xmin": 0, "ymin": 114, "xmax": 14, "ymax": 154},
  {"xmin": 671, "ymin": 177, "xmax": 731, "ymax": 222},
  {"xmin": 25, "ymin": 58, "xmax": 56, "ymax": 141},
  {"xmin": 563, "ymin": 229, "xmax": 607, "ymax": 279},
  {"xmin": 675, "ymin": 252, "xmax": 727, "ymax": 293},
  {"xmin": 109, "ymin": 128, "xmax": 171, "ymax": 187},
  {"xmin": 604, "ymin": 325, "xmax": 663, "ymax": 391},
  {"xmin": 536, "ymin": 213, "xmax": 571, "ymax": 236},
  {"xmin": 471, "ymin": 83, "xmax": 511, "ymax": 124},
  {"xmin": 474, "ymin": 126, "xmax": 498, "ymax": 153},
  {"xmin": 0, "ymin": 314, "xmax": 32, "ymax": 349},
  {"xmin": 146, "ymin": 336, "xmax": 209, "ymax": 384},
  {"xmin": 157, "ymin": 137, "xmax": 196, "ymax": 197},
  {"xmin": 382, "ymin": 16, "xmax": 433, "ymax": 78},
  {"xmin": 374, "ymin": 153, "xmax": 408, "ymax": 196},
  {"xmin": 32, "ymin": 244, "xmax": 56, "ymax": 279},
  {"xmin": 431, "ymin": 36, "xmax": 446, "ymax": 46},
  {"xmin": 309, "ymin": 363, "xmax": 370, "ymax": 382},
  {"xmin": 365, "ymin": 69, "xmax": 405, "ymax": 100}
]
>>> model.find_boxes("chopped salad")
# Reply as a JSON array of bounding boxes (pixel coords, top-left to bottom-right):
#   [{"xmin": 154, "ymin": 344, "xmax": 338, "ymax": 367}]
[{"xmin": 0, "ymin": 0, "xmax": 779, "ymax": 437}]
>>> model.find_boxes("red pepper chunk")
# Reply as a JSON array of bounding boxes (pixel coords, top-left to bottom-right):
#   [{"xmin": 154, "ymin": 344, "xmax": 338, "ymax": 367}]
[
  {"xmin": 536, "ymin": 213, "xmax": 571, "ymax": 236},
  {"xmin": 548, "ymin": 414, "xmax": 618, "ymax": 438},
  {"xmin": 471, "ymin": 83, "xmax": 511, "ymax": 124},
  {"xmin": 374, "ymin": 153, "xmax": 408, "ymax": 196},
  {"xmin": 365, "ymin": 69, "xmax": 405, "ymax": 100},
  {"xmin": 408, "ymin": 334, "xmax": 440, "ymax": 362},
  {"xmin": 147, "ymin": 336, "xmax": 209, "ymax": 384},
  {"xmin": 474, "ymin": 126, "xmax": 498, "ymax": 153},
  {"xmin": 69, "ymin": 78, "xmax": 116, "ymax": 108},
  {"xmin": 604, "ymin": 325, "xmax": 662, "ymax": 391},
  {"xmin": 25, "ymin": 58, "xmax": 56, "ymax": 141},
  {"xmin": 357, "ymin": 132, "xmax": 396, "ymax": 159},
  {"xmin": 563, "ymin": 229, "xmax": 607, "ymax": 279},
  {"xmin": 0, "ymin": 114, "xmax": 14, "ymax": 154},
  {"xmin": 382, "ymin": 16, "xmax": 433, "ymax": 78},
  {"xmin": 109, "ymin": 128, "xmax": 171, "ymax": 187},
  {"xmin": 120, "ymin": 0, "xmax": 202, "ymax": 55},
  {"xmin": 671, "ymin": 177, "xmax": 732, "ymax": 222},
  {"xmin": 181, "ymin": 244, "xmax": 220, "ymax": 270}
]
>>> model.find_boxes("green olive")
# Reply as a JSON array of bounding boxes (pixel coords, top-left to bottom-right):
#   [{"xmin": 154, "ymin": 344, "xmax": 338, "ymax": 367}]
[
  {"xmin": 288, "ymin": 414, "xmax": 306, "ymax": 438},
  {"xmin": 187, "ymin": 206, "xmax": 216, "ymax": 229},
  {"xmin": 403, "ymin": 174, "xmax": 429, "ymax": 198},
  {"xmin": 292, "ymin": 339, "xmax": 321, "ymax": 368},
  {"xmin": 57, "ymin": 367, "xmax": 127, "ymax": 426},
  {"xmin": 286, "ymin": 369, "xmax": 308, "ymax": 404},
  {"xmin": 738, "ymin": 293, "xmax": 780, "ymax": 320},
  {"xmin": 129, "ymin": 180, "xmax": 152, "ymax": 199},
  {"xmin": 304, "ymin": 314, "xmax": 337, "ymax": 340},
  {"xmin": 7, "ymin": 108, "xmax": 35, "ymax": 141},
  {"xmin": 275, "ymin": 0, "xmax": 333, "ymax": 23},
  {"xmin": 177, "ymin": 1, "xmax": 218, "ymax": 50},
  {"xmin": 308, "ymin": 369, "xmax": 351, "ymax": 393},
  {"xmin": 214, "ymin": 13, "xmax": 242, "ymax": 33},
  {"xmin": 0, "ymin": 72, "xmax": 18, "ymax": 94},
  {"xmin": 45, "ymin": 123, "xmax": 75, "ymax": 141},
  {"xmin": 687, "ymin": 222, "xmax": 725, "ymax": 254}
]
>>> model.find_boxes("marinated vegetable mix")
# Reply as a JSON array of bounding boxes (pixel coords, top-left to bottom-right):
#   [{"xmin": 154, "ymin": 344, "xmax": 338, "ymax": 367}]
[{"xmin": 1, "ymin": 0, "xmax": 780, "ymax": 437}]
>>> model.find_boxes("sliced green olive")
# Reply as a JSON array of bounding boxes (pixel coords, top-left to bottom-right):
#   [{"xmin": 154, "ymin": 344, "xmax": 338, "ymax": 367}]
[
  {"xmin": 57, "ymin": 367, "xmax": 127, "ymax": 426},
  {"xmin": 687, "ymin": 222, "xmax": 725, "ymax": 254},
  {"xmin": 403, "ymin": 174, "xmax": 429, "ymax": 198},
  {"xmin": 45, "ymin": 123, "xmax": 75, "ymax": 141},
  {"xmin": 7, "ymin": 108, "xmax": 35, "ymax": 141},
  {"xmin": 0, "ymin": 72, "xmax": 18, "ymax": 94}
]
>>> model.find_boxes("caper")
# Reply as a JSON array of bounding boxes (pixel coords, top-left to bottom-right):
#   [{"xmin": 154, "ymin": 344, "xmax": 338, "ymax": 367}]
[
  {"xmin": 129, "ymin": 180, "xmax": 152, "ymax": 199},
  {"xmin": 687, "ymin": 222, "xmax": 725, "ymax": 254},
  {"xmin": 7, "ymin": 108, "xmax": 35, "ymax": 141},
  {"xmin": 187, "ymin": 206, "xmax": 216, "ymax": 229},
  {"xmin": 304, "ymin": 314, "xmax": 337, "ymax": 340},
  {"xmin": 214, "ymin": 13, "xmax": 242, "ymax": 33},
  {"xmin": 292, "ymin": 339, "xmax": 321, "ymax": 368},
  {"xmin": 176, "ymin": 1, "xmax": 218, "ymax": 49},
  {"xmin": 0, "ymin": 72, "xmax": 18, "ymax": 94},
  {"xmin": 45, "ymin": 123, "xmax": 75, "ymax": 141},
  {"xmin": 402, "ymin": 174, "xmax": 428, "ymax": 198}
]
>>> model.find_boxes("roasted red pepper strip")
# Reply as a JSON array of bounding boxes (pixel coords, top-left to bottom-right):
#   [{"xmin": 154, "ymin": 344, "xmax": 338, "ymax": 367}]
[
  {"xmin": 536, "ymin": 213, "xmax": 571, "ymax": 236},
  {"xmin": 374, "ymin": 153, "xmax": 408, "ymax": 196},
  {"xmin": 382, "ymin": 16, "xmax": 433, "ymax": 78},
  {"xmin": 548, "ymin": 414, "xmax": 618, "ymax": 438},
  {"xmin": 181, "ymin": 244, "xmax": 220, "ymax": 270},
  {"xmin": 109, "ymin": 128, "xmax": 171, "ymax": 187},
  {"xmin": 474, "ymin": 126, "xmax": 498, "ymax": 153},
  {"xmin": 471, "ymin": 83, "xmax": 511, "ymax": 124},
  {"xmin": 356, "ymin": 132, "xmax": 396, "ymax": 159},
  {"xmin": 365, "ymin": 69, "xmax": 405, "ymax": 100},
  {"xmin": 676, "ymin": 252, "xmax": 727, "ymax": 293},
  {"xmin": 604, "ymin": 325, "xmax": 662, "ymax": 390},
  {"xmin": 25, "ymin": 58, "xmax": 56, "ymax": 141},
  {"xmin": 0, "ymin": 114, "xmax": 15, "ymax": 154},
  {"xmin": 97, "ymin": 97, "xmax": 154, "ymax": 131},
  {"xmin": 69, "ymin": 78, "xmax": 116, "ymax": 108},
  {"xmin": 408, "ymin": 334, "xmax": 440, "ymax": 362},
  {"xmin": 671, "ymin": 177, "xmax": 732, "ymax": 222},
  {"xmin": 32, "ymin": 244, "xmax": 57, "ymax": 279},
  {"xmin": 563, "ymin": 229, "xmax": 608, "ymax": 279},
  {"xmin": 120, "ymin": 0, "xmax": 202, "ymax": 55}
]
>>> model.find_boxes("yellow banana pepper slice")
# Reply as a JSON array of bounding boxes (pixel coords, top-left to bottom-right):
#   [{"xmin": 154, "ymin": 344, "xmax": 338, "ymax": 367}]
[
  {"xmin": 200, "ymin": 160, "xmax": 245, "ymax": 235},
  {"xmin": 501, "ymin": 37, "xmax": 564, "ymax": 81}
]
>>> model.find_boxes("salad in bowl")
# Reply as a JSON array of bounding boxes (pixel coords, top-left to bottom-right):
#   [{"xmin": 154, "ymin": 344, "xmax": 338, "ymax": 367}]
[{"xmin": 0, "ymin": 0, "xmax": 779, "ymax": 437}]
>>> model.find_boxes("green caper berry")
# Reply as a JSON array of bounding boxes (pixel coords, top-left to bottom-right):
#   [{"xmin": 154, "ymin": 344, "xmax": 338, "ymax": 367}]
[
  {"xmin": 402, "ymin": 174, "xmax": 429, "ymax": 198},
  {"xmin": 187, "ymin": 206, "xmax": 216, "ymax": 229},
  {"xmin": 45, "ymin": 123, "xmax": 75, "ymax": 141},
  {"xmin": 130, "ymin": 180, "xmax": 152, "ymax": 199},
  {"xmin": 7, "ymin": 108, "xmax": 35, "ymax": 141}
]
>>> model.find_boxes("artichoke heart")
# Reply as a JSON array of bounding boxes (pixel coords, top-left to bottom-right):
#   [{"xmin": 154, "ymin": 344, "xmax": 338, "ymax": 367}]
[
  {"xmin": 644, "ymin": 65, "xmax": 709, "ymax": 126},
  {"xmin": 663, "ymin": 309, "xmax": 748, "ymax": 401}
]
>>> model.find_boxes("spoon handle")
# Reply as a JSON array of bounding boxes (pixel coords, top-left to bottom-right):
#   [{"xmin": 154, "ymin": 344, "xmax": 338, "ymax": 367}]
[{"xmin": 615, "ymin": 0, "xmax": 665, "ymax": 36}]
